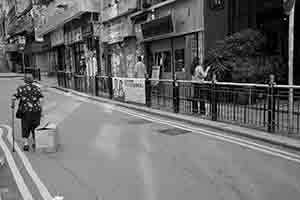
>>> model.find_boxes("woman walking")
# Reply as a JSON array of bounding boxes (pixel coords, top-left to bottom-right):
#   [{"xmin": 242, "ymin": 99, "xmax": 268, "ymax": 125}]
[{"xmin": 13, "ymin": 74, "xmax": 44, "ymax": 151}]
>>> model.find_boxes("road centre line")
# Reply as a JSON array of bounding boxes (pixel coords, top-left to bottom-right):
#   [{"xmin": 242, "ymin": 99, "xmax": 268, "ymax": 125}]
[
  {"xmin": 2, "ymin": 125, "xmax": 53, "ymax": 200},
  {"xmin": 53, "ymin": 88, "xmax": 300, "ymax": 164},
  {"xmin": 0, "ymin": 128, "xmax": 34, "ymax": 200}
]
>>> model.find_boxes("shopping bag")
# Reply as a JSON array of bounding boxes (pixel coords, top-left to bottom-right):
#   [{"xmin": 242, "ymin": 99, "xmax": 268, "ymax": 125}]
[{"xmin": 35, "ymin": 122, "xmax": 59, "ymax": 153}]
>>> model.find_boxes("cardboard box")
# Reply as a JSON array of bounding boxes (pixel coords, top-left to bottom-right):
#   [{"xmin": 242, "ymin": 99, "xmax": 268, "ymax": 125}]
[{"xmin": 35, "ymin": 123, "xmax": 59, "ymax": 153}]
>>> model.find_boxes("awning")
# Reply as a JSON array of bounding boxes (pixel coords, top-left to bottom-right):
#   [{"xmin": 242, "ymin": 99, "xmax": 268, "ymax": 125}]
[
  {"xmin": 24, "ymin": 41, "xmax": 51, "ymax": 54},
  {"xmin": 141, "ymin": 29, "xmax": 204, "ymax": 43},
  {"xmin": 141, "ymin": 15, "xmax": 174, "ymax": 39}
]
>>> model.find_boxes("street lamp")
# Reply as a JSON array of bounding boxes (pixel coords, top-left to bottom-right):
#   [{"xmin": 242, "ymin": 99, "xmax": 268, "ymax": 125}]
[{"xmin": 283, "ymin": 0, "xmax": 296, "ymax": 133}]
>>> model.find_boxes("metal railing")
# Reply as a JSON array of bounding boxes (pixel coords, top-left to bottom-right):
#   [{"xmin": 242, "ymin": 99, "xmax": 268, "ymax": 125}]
[
  {"xmin": 56, "ymin": 72, "xmax": 300, "ymax": 134},
  {"xmin": 95, "ymin": 75, "xmax": 112, "ymax": 98}
]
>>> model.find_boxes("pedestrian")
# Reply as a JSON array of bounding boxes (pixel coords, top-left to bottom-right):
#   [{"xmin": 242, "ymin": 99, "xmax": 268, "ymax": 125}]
[
  {"xmin": 13, "ymin": 74, "xmax": 44, "ymax": 151},
  {"xmin": 134, "ymin": 56, "xmax": 147, "ymax": 78},
  {"xmin": 191, "ymin": 57, "xmax": 211, "ymax": 114}
]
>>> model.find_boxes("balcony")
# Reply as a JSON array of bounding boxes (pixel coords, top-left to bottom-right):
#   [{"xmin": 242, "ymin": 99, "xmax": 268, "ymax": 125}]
[
  {"xmin": 102, "ymin": 0, "xmax": 138, "ymax": 22},
  {"xmin": 102, "ymin": 18, "xmax": 134, "ymax": 44},
  {"xmin": 37, "ymin": 0, "xmax": 100, "ymax": 36}
]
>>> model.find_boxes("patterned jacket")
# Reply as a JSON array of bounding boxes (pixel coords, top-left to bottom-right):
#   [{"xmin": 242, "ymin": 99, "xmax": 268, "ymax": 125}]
[{"xmin": 14, "ymin": 83, "xmax": 44, "ymax": 113}]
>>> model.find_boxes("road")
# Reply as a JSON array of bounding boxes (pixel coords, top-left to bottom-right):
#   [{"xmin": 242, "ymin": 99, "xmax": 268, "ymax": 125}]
[{"xmin": 1, "ymin": 77, "xmax": 300, "ymax": 200}]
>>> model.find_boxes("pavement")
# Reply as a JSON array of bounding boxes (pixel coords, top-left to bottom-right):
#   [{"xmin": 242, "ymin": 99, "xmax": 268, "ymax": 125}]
[{"xmin": 1, "ymin": 72, "xmax": 300, "ymax": 200}]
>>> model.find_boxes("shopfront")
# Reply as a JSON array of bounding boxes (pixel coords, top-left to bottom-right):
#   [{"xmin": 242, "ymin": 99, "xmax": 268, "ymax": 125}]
[
  {"xmin": 50, "ymin": 27, "xmax": 65, "ymax": 72},
  {"xmin": 64, "ymin": 24, "xmax": 85, "ymax": 74},
  {"xmin": 82, "ymin": 21, "xmax": 101, "ymax": 76},
  {"xmin": 102, "ymin": 17, "xmax": 136, "ymax": 78},
  {"xmin": 140, "ymin": 15, "xmax": 202, "ymax": 80}
]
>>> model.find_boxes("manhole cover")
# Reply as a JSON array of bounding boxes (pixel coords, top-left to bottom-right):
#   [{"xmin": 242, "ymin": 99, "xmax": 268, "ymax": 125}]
[
  {"xmin": 127, "ymin": 119, "xmax": 152, "ymax": 125},
  {"xmin": 158, "ymin": 128, "xmax": 190, "ymax": 136}
]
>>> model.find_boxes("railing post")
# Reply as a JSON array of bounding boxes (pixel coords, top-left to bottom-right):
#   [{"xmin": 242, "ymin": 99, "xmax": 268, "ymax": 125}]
[
  {"xmin": 95, "ymin": 75, "xmax": 99, "ymax": 96},
  {"xmin": 173, "ymin": 75, "xmax": 179, "ymax": 113},
  {"xmin": 211, "ymin": 73, "xmax": 218, "ymax": 121},
  {"xmin": 268, "ymin": 74, "xmax": 276, "ymax": 133},
  {"xmin": 108, "ymin": 75, "xmax": 113, "ymax": 99},
  {"xmin": 64, "ymin": 72, "xmax": 67, "ymax": 88},
  {"xmin": 145, "ymin": 75, "xmax": 151, "ymax": 107},
  {"xmin": 38, "ymin": 68, "xmax": 41, "ymax": 81}
]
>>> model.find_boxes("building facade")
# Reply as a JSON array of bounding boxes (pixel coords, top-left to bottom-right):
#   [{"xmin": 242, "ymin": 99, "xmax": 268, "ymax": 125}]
[
  {"xmin": 101, "ymin": 0, "xmax": 205, "ymax": 80},
  {"xmin": 37, "ymin": 0, "xmax": 101, "ymax": 76}
]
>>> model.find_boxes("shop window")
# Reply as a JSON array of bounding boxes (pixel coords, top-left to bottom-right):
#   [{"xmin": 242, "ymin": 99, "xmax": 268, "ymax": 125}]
[
  {"xmin": 175, "ymin": 49, "xmax": 184, "ymax": 72},
  {"xmin": 154, "ymin": 50, "xmax": 171, "ymax": 73}
]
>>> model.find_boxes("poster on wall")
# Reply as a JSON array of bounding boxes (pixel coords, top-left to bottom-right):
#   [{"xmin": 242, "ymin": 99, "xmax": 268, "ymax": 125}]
[
  {"xmin": 124, "ymin": 79, "xmax": 146, "ymax": 104},
  {"xmin": 151, "ymin": 65, "xmax": 160, "ymax": 86},
  {"xmin": 112, "ymin": 77, "xmax": 125, "ymax": 101},
  {"xmin": 112, "ymin": 78, "xmax": 146, "ymax": 104}
]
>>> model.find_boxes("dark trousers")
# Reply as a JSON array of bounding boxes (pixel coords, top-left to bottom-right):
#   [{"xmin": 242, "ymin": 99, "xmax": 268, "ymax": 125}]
[
  {"xmin": 192, "ymin": 83, "xmax": 206, "ymax": 114},
  {"xmin": 21, "ymin": 111, "xmax": 41, "ymax": 139}
]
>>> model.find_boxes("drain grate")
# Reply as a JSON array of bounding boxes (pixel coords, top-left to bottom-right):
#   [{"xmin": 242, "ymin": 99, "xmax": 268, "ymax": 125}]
[
  {"xmin": 158, "ymin": 128, "xmax": 190, "ymax": 136},
  {"xmin": 127, "ymin": 119, "xmax": 152, "ymax": 125}
]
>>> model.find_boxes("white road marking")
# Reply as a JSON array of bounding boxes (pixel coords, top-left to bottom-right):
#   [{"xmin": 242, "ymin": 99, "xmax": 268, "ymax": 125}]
[
  {"xmin": 50, "ymin": 89, "xmax": 300, "ymax": 164},
  {"xmin": 0, "ymin": 128, "xmax": 34, "ymax": 200},
  {"xmin": 2, "ymin": 125, "xmax": 53, "ymax": 200},
  {"xmin": 117, "ymin": 108, "xmax": 300, "ymax": 164}
]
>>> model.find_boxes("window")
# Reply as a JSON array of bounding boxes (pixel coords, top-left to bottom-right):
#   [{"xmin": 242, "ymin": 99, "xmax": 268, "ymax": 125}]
[
  {"xmin": 209, "ymin": 0, "xmax": 225, "ymax": 10},
  {"xmin": 154, "ymin": 50, "xmax": 171, "ymax": 72},
  {"xmin": 175, "ymin": 49, "xmax": 184, "ymax": 72}
]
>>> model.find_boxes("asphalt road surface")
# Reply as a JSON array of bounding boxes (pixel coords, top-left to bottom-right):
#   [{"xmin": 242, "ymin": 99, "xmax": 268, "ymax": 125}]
[{"xmin": 0, "ymin": 77, "xmax": 300, "ymax": 200}]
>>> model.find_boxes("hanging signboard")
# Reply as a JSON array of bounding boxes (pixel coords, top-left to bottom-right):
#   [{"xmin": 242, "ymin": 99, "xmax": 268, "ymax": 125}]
[
  {"xmin": 82, "ymin": 24, "xmax": 93, "ymax": 38},
  {"xmin": 51, "ymin": 28, "xmax": 64, "ymax": 47},
  {"xmin": 93, "ymin": 22, "xmax": 101, "ymax": 37},
  {"xmin": 18, "ymin": 36, "xmax": 26, "ymax": 45},
  {"xmin": 73, "ymin": 27, "xmax": 83, "ymax": 43},
  {"xmin": 151, "ymin": 65, "xmax": 160, "ymax": 86}
]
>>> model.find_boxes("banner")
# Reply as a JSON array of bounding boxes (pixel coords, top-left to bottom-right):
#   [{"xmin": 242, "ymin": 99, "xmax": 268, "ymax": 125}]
[
  {"xmin": 112, "ymin": 78, "xmax": 146, "ymax": 104},
  {"xmin": 124, "ymin": 79, "xmax": 146, "ymax": 104},
  {"xmin": 112, "ymin": 78, "xmax": 125, "ymax": 101}
]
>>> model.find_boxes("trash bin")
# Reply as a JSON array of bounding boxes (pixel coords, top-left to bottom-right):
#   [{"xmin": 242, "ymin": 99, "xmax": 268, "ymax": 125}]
[{"xmin": 35, "ymin": 122, "xmax": 59, "ymax": 153}]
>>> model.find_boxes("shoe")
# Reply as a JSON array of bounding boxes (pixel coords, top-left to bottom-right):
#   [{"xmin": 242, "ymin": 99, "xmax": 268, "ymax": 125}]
[{"xmin": 23, "ymin": 145, "xmax": 29, "ymax": 152}]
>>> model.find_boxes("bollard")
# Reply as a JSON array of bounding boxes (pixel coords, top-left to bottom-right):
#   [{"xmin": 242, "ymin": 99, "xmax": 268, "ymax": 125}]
[
  {"xmin": 173, "ymin": 75, "xmax": 180, "ymax": 113},
  {"xmin": 145, "ymin": 76, "xmax": 151, "ymax": 107},
  {"xmin": 11, "ymin": 97, "xmax": 16, "ymax": 152},
  {"xmin": 108, "ymin": 75, "xmax": 113, "ymax": 99},
  {"xmin": 211, "ymin": 73, "xmax": 218, "ymax": 121}
]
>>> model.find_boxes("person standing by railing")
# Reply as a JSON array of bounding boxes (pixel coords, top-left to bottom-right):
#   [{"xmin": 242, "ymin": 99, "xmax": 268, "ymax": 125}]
[
  {"xmin": 191, "ymin": 57, "xmax": 211, "ymax": 114},
  {"xmin": 134, "ymin": 56, "xmax": 148, "ymax": 78}
]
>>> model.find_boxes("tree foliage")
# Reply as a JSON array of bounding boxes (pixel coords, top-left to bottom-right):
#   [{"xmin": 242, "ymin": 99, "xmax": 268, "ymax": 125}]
[{"xmin": 205, "ymin": 29, "xmax": 287, "ymax": 83}]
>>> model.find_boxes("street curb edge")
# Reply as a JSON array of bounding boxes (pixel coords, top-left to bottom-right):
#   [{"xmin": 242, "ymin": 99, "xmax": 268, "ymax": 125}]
[{"xmin": 51, "ymin": 86, "xmax": 300, "ymax": 152}]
